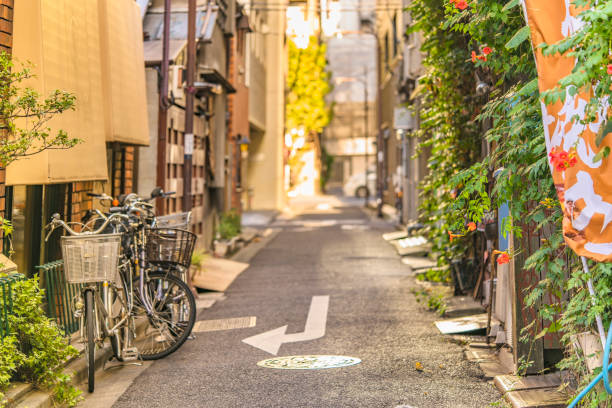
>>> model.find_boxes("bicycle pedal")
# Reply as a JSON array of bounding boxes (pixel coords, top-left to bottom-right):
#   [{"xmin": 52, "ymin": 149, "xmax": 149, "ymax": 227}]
[{"xmin": 122, "ymin": 347, "xmax": 140, "ymax": 361}]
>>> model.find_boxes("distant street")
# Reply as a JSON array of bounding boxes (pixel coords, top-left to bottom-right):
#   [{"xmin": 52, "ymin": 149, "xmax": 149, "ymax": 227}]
[{"xmin": 83, "ymin": 195, "xmax": 500, "ymax": 408}]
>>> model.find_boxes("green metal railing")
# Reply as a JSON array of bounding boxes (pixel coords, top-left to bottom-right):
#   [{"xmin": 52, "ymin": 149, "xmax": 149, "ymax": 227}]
[
  {"xmin": 37, "ymin": 260, "xmax": 84, "ymax": 336},
  {"xmin": 0, "ymin": 273, "xmax": 25, "ymax": 338}
]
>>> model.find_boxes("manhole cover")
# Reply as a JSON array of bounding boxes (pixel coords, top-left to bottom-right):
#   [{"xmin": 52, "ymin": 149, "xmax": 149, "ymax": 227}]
[{"xmin": 257, "ymin": 355, "xmax": 361, "ymax": 370}]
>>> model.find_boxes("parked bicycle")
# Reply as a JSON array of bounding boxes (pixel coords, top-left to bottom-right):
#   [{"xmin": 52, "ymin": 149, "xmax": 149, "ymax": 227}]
[{"xmin": 45, "ymin": 188, "xmax": 197, "ymax": 393}]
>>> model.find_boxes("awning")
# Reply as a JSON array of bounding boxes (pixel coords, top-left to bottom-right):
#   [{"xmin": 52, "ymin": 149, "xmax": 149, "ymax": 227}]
[
  {"xmin": 99, "ymin": 0, "xmax": 150, "ymax": 146},
  {"xmin": 143, "ymin": 40, "xmax": 187, "ymax": 67},
  {"xmin": 199, "ymin": 67, "xmax": 236, "ymax": 94},
  {"xmin": 8, "ymin": 0, "xmax": 108, "ymax": 185}
]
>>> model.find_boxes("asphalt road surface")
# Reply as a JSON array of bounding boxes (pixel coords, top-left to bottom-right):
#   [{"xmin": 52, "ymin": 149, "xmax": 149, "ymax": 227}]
[{"xmin": 89, "ymin": 196, "xmax": 500, "ymax": 408}]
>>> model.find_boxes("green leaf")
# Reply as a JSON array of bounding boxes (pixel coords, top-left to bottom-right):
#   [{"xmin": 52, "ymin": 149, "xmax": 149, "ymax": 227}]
[
  {"xmin": 593, "ymin": 146, "xmax": 610, "ymax": 163},
  {"xmin": 595, "ymin": 119, "xmax": 612, "ymax": 147},
  {"xmin": 534, "ymin": 328, "xmax": 548, "ymax": 340},
  {"xmin": 505, "ymin": 26, "xmax": 531, "ymax": 50},
  {"xmin": 517, "ymin": 78, "xmax": 539, "ymax": 96},
  {"xmin": 502, "ymin": 0, "xmax": 519, "ymax": 11}
]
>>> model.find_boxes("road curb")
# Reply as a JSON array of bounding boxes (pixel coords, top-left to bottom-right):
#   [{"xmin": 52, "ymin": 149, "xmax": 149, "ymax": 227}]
[
  {"xmin": 230, "ymin": 228, "xmax": 281, "ymax": 264},
  {"xmin": 7, "ymin": 342, "xmax": 114, "ymax": 408}
]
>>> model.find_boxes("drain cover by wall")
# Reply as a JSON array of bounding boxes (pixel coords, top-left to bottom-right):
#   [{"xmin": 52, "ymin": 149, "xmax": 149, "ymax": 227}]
[
  {"xmin": 193, "ymin": 316, "xmax": 256, "ymax": 333},
  {"xmin": 257, "ymin": 355, "xmax": 361, "ymax": 370}
]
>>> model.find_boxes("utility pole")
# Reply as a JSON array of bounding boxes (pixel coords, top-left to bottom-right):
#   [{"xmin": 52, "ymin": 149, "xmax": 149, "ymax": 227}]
[
  {"xmin": 183, "ymin": 0, "xmax": 196, "ymax": 213},
  {"xmin": 156, "ymin": 0, "xmax": 171, "ymax": 213},
  {"xmin": 363, "ymin": 64, "xmax": 369, "ymax": 208},
  {"xmin": 376, "ymin": 40, "xmax": 384, "ymax": 218}
]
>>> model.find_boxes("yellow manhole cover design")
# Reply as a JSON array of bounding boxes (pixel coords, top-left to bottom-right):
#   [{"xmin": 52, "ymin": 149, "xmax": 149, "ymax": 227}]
[{"xmin": 257, "ymin": 355, "xmax": 361, "ymax": 370}]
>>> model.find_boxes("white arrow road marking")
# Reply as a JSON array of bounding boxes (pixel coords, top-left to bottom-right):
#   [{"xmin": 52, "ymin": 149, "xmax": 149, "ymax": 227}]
[{"xmin": 242, "ymin": 295, "xmax": 329, "ymax": 355}]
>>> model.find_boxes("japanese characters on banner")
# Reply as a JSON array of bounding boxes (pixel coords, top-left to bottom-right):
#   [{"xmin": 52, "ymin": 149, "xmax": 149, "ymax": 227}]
[{"xmin": 521, "ymin": 0, "xmax": 611, "ymax": 262}]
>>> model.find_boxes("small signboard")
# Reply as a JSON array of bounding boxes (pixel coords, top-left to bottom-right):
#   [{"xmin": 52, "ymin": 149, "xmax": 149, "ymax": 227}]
[{"xmin": 394, "ymin": 107, "xmax": 415, "ymax": 131}]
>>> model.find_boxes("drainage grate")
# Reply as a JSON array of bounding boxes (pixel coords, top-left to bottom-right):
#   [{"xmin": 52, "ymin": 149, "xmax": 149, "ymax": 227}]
[
  {"xmin": 192, "ymin": 316, "xmax": 256, "ymax": 333},
  {"xmin": 257, "ymin": 355, "xmax": 361, "ymax": 370}
]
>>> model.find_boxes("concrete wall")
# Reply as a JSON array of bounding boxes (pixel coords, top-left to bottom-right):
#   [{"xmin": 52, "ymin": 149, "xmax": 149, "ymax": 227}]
[
  {"xmin": 246, "ymin": 15, "xmax": 266, "ymax": 132},
  {"xmin": 137, "ymin": 68, "xmax": 160, "ymax": 197},
  {"xmin": 376, "ymin": 1, "xmax": 404, "ymax": 207},
  {"xmin": 246, "ymin": 2, "xmax": 285, "ymax": 210}
]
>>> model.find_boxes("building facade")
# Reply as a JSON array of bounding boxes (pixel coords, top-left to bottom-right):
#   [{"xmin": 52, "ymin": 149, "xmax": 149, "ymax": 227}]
[
  {"xmin": 8, "ymin": 0, "xmax": 148, "ymax": 275},
  {"xmin": 375, "ymin": 0, "xmax": 425, "ymax": 224},
  {"xmin": 139, "ymin": 0, "xmax": 239, "ymax": 248},
  {"xmin": 243, "ymin": 0, "xmax": 286, "ymax": 210}
]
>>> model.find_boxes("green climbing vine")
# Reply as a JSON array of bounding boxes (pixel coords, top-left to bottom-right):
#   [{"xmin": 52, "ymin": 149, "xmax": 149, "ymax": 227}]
[
  {"xmin": 286, "ymin": 36, "xmax": 332, "ymax": 190},
  {"xmin": 409, "ymin": 0, "xmax": 612, "ymax": 405}
]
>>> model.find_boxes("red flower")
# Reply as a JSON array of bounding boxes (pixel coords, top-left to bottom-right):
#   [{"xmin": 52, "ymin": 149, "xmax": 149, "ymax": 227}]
[
  {"xmin": 467, "ymin": 222, "xmax": 476, "ymax": 232},
  {"xmin": 497, "ymin": 253, "xmax": 510, "ymax": 265},
  {"xmin": 482, "ymin": 46, "xmax": 492, "ymax": 55},
  {"xmin": 448, "ymin": 231, "xmax": 463, "ymax": 242},
  {"xmin": 568, "ymin": 156, "xmax": 578, "ymax": 167},
  {"xmin": 555, "ymin": 161, "xmax": 567, "ymax": 172},
  {"xmin": 558, "ymin": 151, "xmax": 568, "ymax": 161},
  {"xmin": 455, "ymin": 0, "xmax": 468, "ymax": 9},
  {"xmin": 608, "ymin": 64, "xmax": 612, "ymax": 75},
  {"xmin": 471, "ymin": 51, "xmax": 477, "ymax": 63}
]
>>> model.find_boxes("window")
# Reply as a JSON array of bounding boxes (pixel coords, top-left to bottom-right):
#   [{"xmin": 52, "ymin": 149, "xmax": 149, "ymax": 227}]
[
  {"xmin": 9, "ymin": 184, "xmax": 69, "ymax": 276},
  {"xmin": 384, "ymin": 33, "xmax": 389, "ymax": 66},
  {"xmin": 392, "ymin": 14, "xmax": 398, "ymax": 57}
]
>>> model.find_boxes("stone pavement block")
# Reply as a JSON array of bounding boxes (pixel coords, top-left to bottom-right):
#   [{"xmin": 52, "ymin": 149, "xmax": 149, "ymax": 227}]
[
  {"xmin": 495, "ymin": 372, "xmax": 562, "ymax": 393},
  {"xmin": 505, "ymin": 388, "xmax": 566, "ymax": 408},
  {"xmin": 1, "ymin": 382, "xmax": 33, "ymax": 407},
  {"xmin": 479, "ymin": 361, "xmax": 513, "ymax": 380},
  {"xmin": 435, "ymin": 313, "xmax": 491, "ymax": 335},
  {"xmin": 401, "ymin": 255, "xmax": 436, "ymax": 270},
  {"xmin": 382, "ymin": 230, "xmax": 407, "ymax": 241},
  {"xmin": 444, "ymin": 295, "xmax": 485, "ymax": 318},
  {"xmin": 470, "ymin": 341, "xmax": 498, "ymax": 349},
  {"xmin": 14, "ymin": 390, "xmax": 51, "ymax": 408},
  {"xmin": 465, "ymin": 348, "xmax": 496, "ymax": 363}
]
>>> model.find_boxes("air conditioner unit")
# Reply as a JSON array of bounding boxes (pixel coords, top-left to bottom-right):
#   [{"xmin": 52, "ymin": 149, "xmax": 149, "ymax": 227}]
[{"xmin": 170, "ymin": 65, "xmax": 184, "ymax": 100}]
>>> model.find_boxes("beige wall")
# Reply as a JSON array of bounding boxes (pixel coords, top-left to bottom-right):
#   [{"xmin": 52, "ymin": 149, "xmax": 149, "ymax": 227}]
[
  {"xmin": 246, "ymin": 2, "xmax": 285, "ymax": 210},
  {"xmin": 246, "ymin": 14, "xmax": 266, "ymax": 132}
]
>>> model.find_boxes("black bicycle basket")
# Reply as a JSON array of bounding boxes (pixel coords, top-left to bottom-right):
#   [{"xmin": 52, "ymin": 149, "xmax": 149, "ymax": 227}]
[{"xmin": 145, "ymin": 228, "xmax": 197, "ymax": 268}]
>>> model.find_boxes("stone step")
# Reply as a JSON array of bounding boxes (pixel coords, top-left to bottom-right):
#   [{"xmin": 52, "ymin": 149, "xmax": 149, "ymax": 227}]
[
  {"xmin": 494, "ymin": 372, "xmax": 562, "ymax": 393},
  {"xmin": 443, "ymin": 296, "xmax": 485, "ymax": 318},
  {"xmin": 505, "ymin": 388, "xmax": 566, "ymax": 408}
]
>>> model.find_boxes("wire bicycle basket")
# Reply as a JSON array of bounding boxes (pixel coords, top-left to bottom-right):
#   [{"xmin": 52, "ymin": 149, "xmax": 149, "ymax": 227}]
[
  {"xmin": 145, "ymin": 228, "xmax": 197, "ymax": 268},
  {"xmin": 60, "ymin": 234, "xmax": 122, "ymax": 284},
  {"xmin": 154, "ymin": 212, "xmax": 191, "ymax": 229}
]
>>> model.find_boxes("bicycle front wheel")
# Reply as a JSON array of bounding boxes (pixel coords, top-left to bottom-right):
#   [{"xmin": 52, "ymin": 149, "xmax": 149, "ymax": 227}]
[
  {"xmin": 133, "ymin": 272, "xmax": 196, "ymax": 360},
  {"xmin": 84, "ymin": 290, "xmax": 96, "ymax": 393}
]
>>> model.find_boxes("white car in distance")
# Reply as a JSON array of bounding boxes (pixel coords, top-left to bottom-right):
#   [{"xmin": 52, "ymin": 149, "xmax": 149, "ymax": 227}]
[{"xmin": 343, "ymin": 171, "xmax": 376, "ymax": 198}]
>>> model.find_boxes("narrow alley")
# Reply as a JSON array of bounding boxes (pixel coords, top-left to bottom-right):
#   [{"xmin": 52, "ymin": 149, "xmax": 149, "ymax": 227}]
[{"xmin": 82, "ymin": 196, "xmax": 500, "ymax": 408}]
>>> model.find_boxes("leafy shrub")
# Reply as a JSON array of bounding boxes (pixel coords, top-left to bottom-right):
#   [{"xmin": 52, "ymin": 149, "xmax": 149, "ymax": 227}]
[
  {"xmin": 412, "ymin": 288, "xmax": 447, "ymax": 316},
  {"xmin": 0, "ymin": 277, "xmax": 81, "ymax": 406},
  {"xmin": 191, "ymin": 249, "xmax": 209, "ymax": 268},
  {"xmin": 218, "ymin": 211, "xmax": 241, "ymax": 240},
  {"xmin": 415, "ymin": 267, "xmax": 452, "ymax": 284}
]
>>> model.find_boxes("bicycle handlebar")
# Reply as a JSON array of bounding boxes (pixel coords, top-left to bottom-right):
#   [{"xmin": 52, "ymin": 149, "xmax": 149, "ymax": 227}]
[
  {"xmin": 45, "ymin": 212, "xmax": 129, "ymax": 241},
  {"xmin": 86, "ymin": 192, "xmax": 114, "ymax": 201}
]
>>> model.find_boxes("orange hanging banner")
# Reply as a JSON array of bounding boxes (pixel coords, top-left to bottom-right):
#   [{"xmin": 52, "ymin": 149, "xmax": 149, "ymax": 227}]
[{"xmin": 522, "ymin": 0, "xmax": 612, "ymax": 262}]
